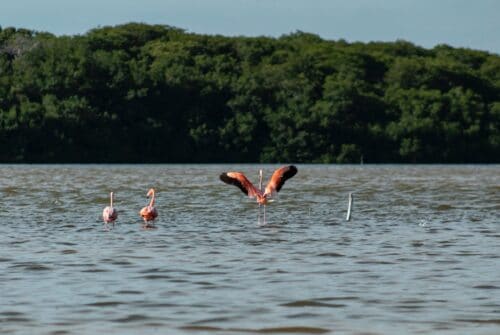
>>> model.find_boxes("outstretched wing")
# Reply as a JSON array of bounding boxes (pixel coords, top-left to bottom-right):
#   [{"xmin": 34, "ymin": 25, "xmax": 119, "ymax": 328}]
[
  {"xmin": 264, "ymin": 165, "xmax": 298, "ymax": 196},
  {"xmin": 220, "ymin": 172, "xmax": 261, "ymax": 198}
]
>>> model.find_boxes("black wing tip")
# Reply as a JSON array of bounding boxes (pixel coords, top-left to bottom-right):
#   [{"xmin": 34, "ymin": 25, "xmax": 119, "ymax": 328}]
[
  {"xmin": 219, "ymin": 172, "xmax": 229, "ymax": 183},
  {"xmin": 283, "ymin": 165, "xmax": 298, "ymax": 180}
]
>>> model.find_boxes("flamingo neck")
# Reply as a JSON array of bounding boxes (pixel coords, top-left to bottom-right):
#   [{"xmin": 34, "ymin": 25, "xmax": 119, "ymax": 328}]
[
  {"xmin": 259, "ymin": 169, "xmax": 263, "ymax": 192},
  {"xmin": 149, "ymin": 191, "xmax": 155, "ymax": 207}
]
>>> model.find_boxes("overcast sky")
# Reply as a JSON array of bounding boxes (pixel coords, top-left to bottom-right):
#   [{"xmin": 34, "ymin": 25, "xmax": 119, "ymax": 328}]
[{"xmin": 1, "ymin": 0, "xmax": 499, "ymax": 54}]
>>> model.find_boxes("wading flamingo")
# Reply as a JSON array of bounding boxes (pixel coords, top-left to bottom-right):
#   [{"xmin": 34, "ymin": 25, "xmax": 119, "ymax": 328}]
[
  {"xmin": 140, "ymin": 188, "xmax": 158, "ymax": 227},
  {"xmin": 220, "ymin": 165, "xmax": 297, "ymax": 224},
  {"xmin": 102, "ymin": 192, "xmax": 118, "ymax": 224}
]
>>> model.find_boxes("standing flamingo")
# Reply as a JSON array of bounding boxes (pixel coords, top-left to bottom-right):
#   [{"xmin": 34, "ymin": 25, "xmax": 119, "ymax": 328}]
[
  {"xmin": 139, "ymin": 188, "xmax": 158, "ymax": 227},
  {"xmin": 220, "ymin": 165, "xmax": 298, "ymax": 224},
  {"xmin": 102, "ymin": 192, "xmax": 118, "ymax": 225}
]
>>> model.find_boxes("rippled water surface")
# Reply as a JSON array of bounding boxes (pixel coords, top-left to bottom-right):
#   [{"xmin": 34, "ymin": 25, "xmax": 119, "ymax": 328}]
[{"xmin": 1, "ymin": 164, "xmax": 499, "ymax": 335}]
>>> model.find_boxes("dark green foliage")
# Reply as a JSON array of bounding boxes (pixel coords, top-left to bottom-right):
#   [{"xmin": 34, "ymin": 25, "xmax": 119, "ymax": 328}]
[{"xmin": 0, "ymin": 23, "xmax": 498, "ymax": 163}]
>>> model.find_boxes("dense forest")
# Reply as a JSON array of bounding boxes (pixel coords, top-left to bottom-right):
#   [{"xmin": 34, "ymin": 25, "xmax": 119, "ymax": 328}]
[{"xmin": 0, "ymin": 23, "xmax": 499, "ymax": 163}]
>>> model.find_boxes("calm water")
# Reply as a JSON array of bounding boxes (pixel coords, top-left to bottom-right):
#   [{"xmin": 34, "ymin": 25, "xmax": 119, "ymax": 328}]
[{"xmin": 1, "ymin": 165, "xmax": 499, "ymax": 335}]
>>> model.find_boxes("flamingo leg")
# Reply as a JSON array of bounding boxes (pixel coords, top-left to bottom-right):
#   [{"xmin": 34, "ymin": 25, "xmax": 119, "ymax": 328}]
[
  {"xmin": 142, "ymin": 218, "xmax": 156, "ymax": 229},
  {"xmin": 258, "ymin": 204, "xmax": 262, "ymax": 225},
  {"xmin": 263, "ymin": 205, "xmax": 266, "ymax": 225}
]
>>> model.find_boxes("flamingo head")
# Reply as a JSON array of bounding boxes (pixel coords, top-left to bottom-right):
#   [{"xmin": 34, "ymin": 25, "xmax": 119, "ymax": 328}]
[{"xmin": 147, "ymin": 188, "xmax": 155, "ymax": 197}]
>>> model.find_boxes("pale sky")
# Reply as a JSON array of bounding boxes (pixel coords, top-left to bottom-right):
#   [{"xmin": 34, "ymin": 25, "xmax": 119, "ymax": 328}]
[{"xmin": 1, "ymin": 0, "xmax": 499, "ymax": 54}]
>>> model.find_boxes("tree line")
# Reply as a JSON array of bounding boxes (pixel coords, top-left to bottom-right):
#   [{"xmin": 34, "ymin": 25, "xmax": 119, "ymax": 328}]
[{"xmin": 0, "ymin": 23, "xmax": 499, "ymax": 163}]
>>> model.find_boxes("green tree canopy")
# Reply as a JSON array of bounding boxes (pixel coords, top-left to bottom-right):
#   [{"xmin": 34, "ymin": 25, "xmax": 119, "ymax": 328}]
[{"xmin": 0, "ymin": 23, "xmax": 498, "ymax": 163}]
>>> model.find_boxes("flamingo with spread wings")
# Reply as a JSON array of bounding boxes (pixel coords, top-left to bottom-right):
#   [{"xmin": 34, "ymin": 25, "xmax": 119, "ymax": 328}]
[
  {"xmin": 220, "ymin": 165, "xmax": 297, "ymax": 224},
  {"xmin": 140, "ymin": 188, "xmax": 158, "ymax": 228},
  {"xmin": 102, "ymin": 192, "xmax": 118, "ymax": 225}
]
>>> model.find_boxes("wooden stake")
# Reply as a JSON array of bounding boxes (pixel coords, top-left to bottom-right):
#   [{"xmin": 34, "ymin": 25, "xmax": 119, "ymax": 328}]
[{"xmin": 346, "ymin": 192, "xmax": 353, "ymax": 221}]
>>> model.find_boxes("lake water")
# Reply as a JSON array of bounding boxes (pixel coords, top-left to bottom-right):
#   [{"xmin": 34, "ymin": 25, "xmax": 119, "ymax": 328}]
[{"xmin": 0, "ymin": 164, "xmax": 499, "ymax": 335}]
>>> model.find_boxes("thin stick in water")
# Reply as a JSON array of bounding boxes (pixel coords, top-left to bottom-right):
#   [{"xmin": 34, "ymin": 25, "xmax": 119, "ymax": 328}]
[{"xmin": 346, "ymin": 192, "xmax": 353, "ymax": 221}]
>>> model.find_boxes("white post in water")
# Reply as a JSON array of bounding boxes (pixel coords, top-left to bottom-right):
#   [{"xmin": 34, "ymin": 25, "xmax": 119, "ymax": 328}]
[
  {"xmin": 258, "ymin": 169, "xmax": 263, "ymax": 225},
  {"xmin": 346, "ymin": 192, "xmax": 353, "ymax": 221}
]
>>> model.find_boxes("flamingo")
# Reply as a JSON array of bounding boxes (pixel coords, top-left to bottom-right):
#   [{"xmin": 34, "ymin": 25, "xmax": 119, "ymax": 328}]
[
  {"xmin": 220, "ymin": 165, "xmax": 298, "ymax": 224},
  {"xmin": 102, "ymin": 192, "xmax": 118, "ymax": 225},
  {"xmin": 139, "ymin": 188, "xmax": 158, "ymax": 227}
]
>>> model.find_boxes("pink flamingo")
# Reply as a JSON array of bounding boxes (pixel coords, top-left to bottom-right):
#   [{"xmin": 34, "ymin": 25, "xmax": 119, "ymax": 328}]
[
  {"xmin": 102, "ymin": 192, "xmax": 118, "ymax": 224},
  {"xmin": 139, "ymin": 188, "xmax": 158, "ymax": 227},
  {"xmin": 220, "ymin": 165, "xmax": 298, "ymax": 224}
]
